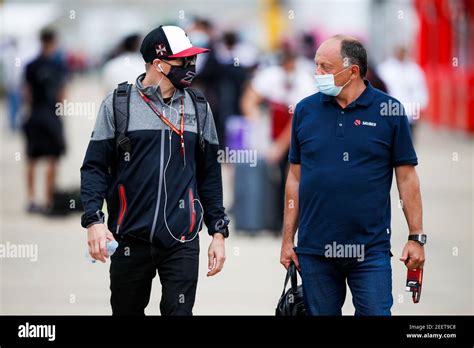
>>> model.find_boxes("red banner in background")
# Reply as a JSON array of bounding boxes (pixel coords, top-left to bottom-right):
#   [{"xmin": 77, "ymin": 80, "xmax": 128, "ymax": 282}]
[{"xmin": 415, "ymin": 0, "xmax": 474, "ymax": 133}]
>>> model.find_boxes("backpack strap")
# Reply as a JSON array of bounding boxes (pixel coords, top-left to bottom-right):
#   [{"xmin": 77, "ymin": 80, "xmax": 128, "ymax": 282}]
[
  {"xmin": 185, "ymin": 87, "xmax": 208, "ymax": 152},
  {"xmin": 113, "ymin": 82, "xmax": 132, "ymax": 157}
]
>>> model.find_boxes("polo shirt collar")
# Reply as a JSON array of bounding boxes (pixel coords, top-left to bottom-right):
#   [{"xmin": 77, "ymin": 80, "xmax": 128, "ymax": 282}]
[
  {"xmin": 320, "ymin": 79, "xmax": 375, "ymax": 107},
  {"xmin": 354, "ymin": 80, "xmax": 375, "ymax": 107}
]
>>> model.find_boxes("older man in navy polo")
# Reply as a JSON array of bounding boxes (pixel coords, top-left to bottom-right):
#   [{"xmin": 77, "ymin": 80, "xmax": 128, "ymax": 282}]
[{"xmin": 280, "ymin": 35, "xmax": 425, "ymax": 315}]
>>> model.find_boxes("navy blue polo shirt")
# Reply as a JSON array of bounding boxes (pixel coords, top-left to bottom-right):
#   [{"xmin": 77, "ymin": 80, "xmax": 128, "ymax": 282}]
[{"xmin": 289, "ymin": 80, "xmax": 417, "ymax": 256}]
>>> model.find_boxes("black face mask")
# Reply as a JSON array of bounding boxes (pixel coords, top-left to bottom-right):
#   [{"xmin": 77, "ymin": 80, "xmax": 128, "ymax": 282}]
[{"xmin": 161, "ymin": 61, "xmax": 196, "ymax": 89}]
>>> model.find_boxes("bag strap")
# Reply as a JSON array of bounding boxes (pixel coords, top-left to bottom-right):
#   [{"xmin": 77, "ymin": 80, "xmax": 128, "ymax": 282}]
[
  {"xmin": 185, "ymin": 87, "xmax": 208, "ymax": 152},
  {"xmin": 280, "ymin": 262, "xmax": 300, "ymax": 297},
  {"xmin": 113, "ymin": 81, "xmax": 132, "ymax": 156},
  {"xmin": 290, "ymin": 263, "xmax": 299, "ymax": 292}
]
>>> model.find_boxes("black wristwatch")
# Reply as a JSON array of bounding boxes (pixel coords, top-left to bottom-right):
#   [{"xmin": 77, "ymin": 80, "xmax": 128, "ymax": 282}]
[
  {"xmin": 408, "ymin": 234, "xmax": 427, "ymax": 246},
  {"xmin": 212, "ymin": 227, "xmax": 229, "ymax": 239}
]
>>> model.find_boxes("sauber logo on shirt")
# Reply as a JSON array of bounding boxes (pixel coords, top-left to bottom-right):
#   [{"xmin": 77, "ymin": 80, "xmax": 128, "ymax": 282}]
[{"xmin": 354, "ymin": 119, "xmax": 376, "ymax": 127}]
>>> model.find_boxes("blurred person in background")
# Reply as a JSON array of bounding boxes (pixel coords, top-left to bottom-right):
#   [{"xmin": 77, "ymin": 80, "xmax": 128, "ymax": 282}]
[
  {"xmin": 22, "ymin": 28, "xmax": 67, "ymax": 213},
  {"xmin": 377, "ymin": 45, "xmax": 429, "ymax": 136},
  {"xmin": 102, "ymin": 33, "xmax": 144, "ymax": 93},
  {"xmin": 241, "ymin": 48, "xmax": 315, "ymax": 234},
  {"xmin": 2, "ymin": 38, "xmax": 23, "ymax": 132},
  {"xmin": 216, "ymin": 31, "xmax": 258, "ymax": 70},
  {"xmin": 281, "ymin": 35, "xmax": 425, "ymax": 315},
  {"xmin": 214, "ymin": 30, "xmax": 255, "ymax": 142},
  {"xmin": 188, "ymin": 18, "xmax": 226, "ymax": 149},
  {"xmin": 188, "ymin": 18, "xmax": 215, "ymax": 75},
  {"xmin": 300, "ymin": 32, "xmax": 318, "ymax": 62},
  {"xmin": 366, "ymin": 63, "xmax": 387, "ymax": 93}
]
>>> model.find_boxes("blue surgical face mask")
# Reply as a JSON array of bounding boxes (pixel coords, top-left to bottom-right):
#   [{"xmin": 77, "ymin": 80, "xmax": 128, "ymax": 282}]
[
  {"xmin": 314, "ymin": 66, "xmax": 352, "ymax": 96},
  {"xmin": 189, "ymin": 32, "xmax": 210, "ymax": 49}
]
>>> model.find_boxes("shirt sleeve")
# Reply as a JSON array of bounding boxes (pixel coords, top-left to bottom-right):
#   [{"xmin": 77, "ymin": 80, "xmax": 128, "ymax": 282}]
[
  {"xmin": 288, "ymin": 103, "xmax": 301, "ymax": 164},
  {"xmin": 391, "ymin": 104, "xmax": 418, "ymax": 167},
  {"xmin": 195, "ymin": 103, "xmax": 230, "ymax": 235},
  {"xmin": 80, "ymin": 96, "xmax": 116, "ymax": 228}
]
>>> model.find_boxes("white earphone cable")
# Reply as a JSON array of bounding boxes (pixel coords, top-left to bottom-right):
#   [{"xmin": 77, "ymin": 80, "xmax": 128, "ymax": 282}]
[{"xmin": 162, "ymin": 97, "xmax": 204, "ymax": 244}]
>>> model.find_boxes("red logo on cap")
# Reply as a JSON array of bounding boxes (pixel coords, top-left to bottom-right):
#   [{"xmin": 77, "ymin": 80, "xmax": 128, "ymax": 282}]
[
  {"xmin": 354, "ymin": 119, "xmax": 361, "ymax": 126},
  {"xmin": 155, "ymin": 44, "xmax": 168, "ymax": 56}
]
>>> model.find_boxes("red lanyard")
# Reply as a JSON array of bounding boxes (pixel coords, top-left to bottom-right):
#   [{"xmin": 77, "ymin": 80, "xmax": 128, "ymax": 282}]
[{"xmin": 138, "ymin": 90, "xmax": 186, "ymax": 162}]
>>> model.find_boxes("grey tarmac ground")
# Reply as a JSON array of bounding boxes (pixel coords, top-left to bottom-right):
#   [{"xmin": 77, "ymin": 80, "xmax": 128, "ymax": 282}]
[{"xmin": 1, "ymin": 74, "xmax": 472, "ymax": 315}]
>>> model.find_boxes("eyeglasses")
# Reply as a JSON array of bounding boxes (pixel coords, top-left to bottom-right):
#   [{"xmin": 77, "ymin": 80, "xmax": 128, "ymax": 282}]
[
  {"xmin": 181, "ymin": 55, "xmax": 197, "ymax": 68},
  {"xmin": 162, "ymin": 55, "xmax": 197, "ymax": 69}
]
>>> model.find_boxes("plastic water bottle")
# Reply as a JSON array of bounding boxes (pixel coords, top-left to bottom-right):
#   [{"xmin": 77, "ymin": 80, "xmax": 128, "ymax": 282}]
[{"xmin": 87, "ymin": 240, "xmax": 119, "ymax": 263}]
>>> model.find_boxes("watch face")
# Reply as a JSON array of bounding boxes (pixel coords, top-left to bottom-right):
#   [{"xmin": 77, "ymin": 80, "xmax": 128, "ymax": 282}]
[
  {"xmin": 214, "ymin": 219, "xmax": 227, "ymax": 231},
  {"xmin": 411, "ymin": 234, "xmax": 426, "ymax": 244}
]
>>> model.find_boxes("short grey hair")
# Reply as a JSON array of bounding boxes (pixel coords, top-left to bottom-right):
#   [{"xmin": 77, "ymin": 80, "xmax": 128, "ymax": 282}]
[{"xmin": 333, "ymin": 35, "xmax": 368, "ymax": 78}]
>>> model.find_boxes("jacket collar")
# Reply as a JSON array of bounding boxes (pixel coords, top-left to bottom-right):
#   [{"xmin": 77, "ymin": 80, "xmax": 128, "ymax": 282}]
[{"xmin": 135, "ymin": 73, "xmax": 185, "ymax": 103}]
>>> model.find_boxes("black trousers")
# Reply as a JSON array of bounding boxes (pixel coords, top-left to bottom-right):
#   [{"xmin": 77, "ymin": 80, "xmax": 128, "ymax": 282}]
[{"xmin": 109, "ymin": 234, "xmax": 199, "ymax": 316}]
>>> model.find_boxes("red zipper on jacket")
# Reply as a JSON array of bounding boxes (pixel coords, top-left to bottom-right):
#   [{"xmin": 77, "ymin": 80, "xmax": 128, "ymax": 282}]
[
  {"xmin": 188, "ymin": 188, "xmax": 196, "ymax": 234},
  {"xmin": 118, "ymin": 184, "xmax": 127, "ymax": 227}
]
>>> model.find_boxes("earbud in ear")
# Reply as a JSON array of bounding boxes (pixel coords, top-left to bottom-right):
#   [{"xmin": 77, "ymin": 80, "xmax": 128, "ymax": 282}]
[{"xmin": 157, "ymin": 64, "xmax": 164, "ymax": 73}]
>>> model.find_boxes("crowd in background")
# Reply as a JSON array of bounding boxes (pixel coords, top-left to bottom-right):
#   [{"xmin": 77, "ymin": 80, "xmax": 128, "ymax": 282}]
[{"xmin": 0, "ymin": 16, "xmax": 429, "ymax": 235}]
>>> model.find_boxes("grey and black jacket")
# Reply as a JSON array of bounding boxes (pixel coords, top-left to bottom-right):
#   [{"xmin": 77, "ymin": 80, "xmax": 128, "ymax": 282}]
[{"xmin": 80, "ymin": 73, "xmax": 229, "ymax": 248}]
